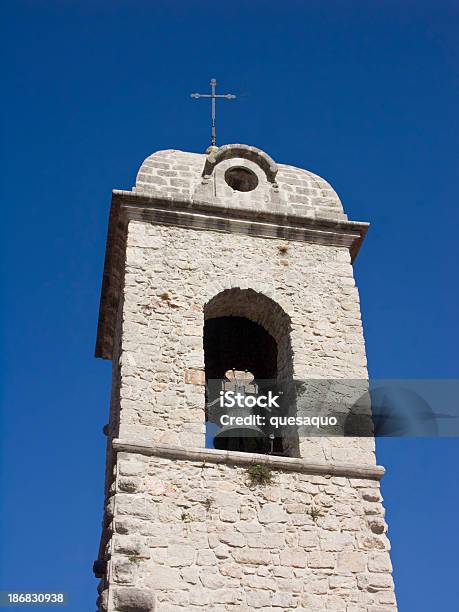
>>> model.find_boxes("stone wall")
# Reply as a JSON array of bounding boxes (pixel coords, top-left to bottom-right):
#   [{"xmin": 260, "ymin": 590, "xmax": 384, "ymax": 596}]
[
  {"xmin": 116, "ymin": 220, "xmax": 374, "ymax": 465},
  {"xmin": 102, "ymin": 451, "xmax": 395, "ymax": 612}
]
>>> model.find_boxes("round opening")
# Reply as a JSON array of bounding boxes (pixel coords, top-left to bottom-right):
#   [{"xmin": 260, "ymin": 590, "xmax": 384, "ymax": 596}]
[{"xmin": 224, "ymin": 166, "xmax": 258, "ymax": 192}]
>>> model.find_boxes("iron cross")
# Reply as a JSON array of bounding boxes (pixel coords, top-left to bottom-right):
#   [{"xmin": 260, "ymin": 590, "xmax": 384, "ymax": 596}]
[{"xmin": 191, "ymin": 78, "xmax": 236, "ymax": 147}]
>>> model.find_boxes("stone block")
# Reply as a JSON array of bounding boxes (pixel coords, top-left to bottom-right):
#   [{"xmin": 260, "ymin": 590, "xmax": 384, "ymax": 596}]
[
  {"xmin": 196, "ymin": 549, "xmax": 217, "ymax": 566},
  {"xmin": 181, "ymin": 566, "xmax": 199, "ymax": 584},
  {"xmin": 118, "ymin": 477, "xmax": 141, "ymax": 493},
  {"xmin": 232, "ymin": 548, "xmax": 271, "ymax": 565},
  {"xmin": 307, "ymin": 551, "xmax": 335, "ymax": 568},
  {"xmin": 220, "ymin": 508, "xmax": 239, "ymax": 522},
  {"xmin": 218, "ymin": 532, "xmax": 246, "ymax": 547},
  {"xmin": 246, "ymin": 533, "xmax": 285, "ymax": 549},
  {"xmin": 118, "ymin": 459, "xmax": 146, "ymax": 477},
  {"xmin": 337, "ymin": 552, "xmax": 366, "ymax": 573},
  {"xmin": 145, "ymin": 566, "xmax": 180, "ymax": 590},
  {"xmin": 246, "ymin": 590, "xmax": 272, "ymax": 608},
  {"xmin": 358, "ymin": 572, "xmax": 394, "ymax": 592},
  {"xmin": 167, "ymin": 544, "xmax": 195, "ymax": 566},
  {"xmin": 298, "ymin": 531, "xmax": 319, "ymax": 549},
  {"xmin": 184, "ymin": 368, "xmax": 205, "ymax": 385},
  {"xmin": 368, "ymin": 552, "xmax": 393, "ymax": 573},
  {"xmin": 320, "ymin": 531, "xmax": 354, "ymax": 551},
  {"xmin": 113, "ymin": 535, "xmax": 147, "ymax": 557},
  {"xmin": 112, "ymin": 558, "xmax": 136, "ymax": 585},
  {"xmin": 113, "ymin": 587, "xmax": 155, "ymax": 611},
  {"xmin": 199, "ymin": 570, "xmax": 229, "ymax": 589},
  {"xmin": 272, "ymin": 591, "xmax": 298, "ymax": 607},
  {"xmin": 368, "ymin": 517, "xmax": 387, "ymax": 535},
  {"xmin": 280, "ymin": 549, "xmax": 307, "ymax": 568},
  {"xmin": 188, "ymin": 586, "xmax": 210, "ymax": 606},
  {"xmin": 258, "ymin": 503, "xmax": 287, "ymax": 524}
]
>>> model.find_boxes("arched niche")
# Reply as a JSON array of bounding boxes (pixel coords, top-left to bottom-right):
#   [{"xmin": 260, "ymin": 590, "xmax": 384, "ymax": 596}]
[{"xmin": 203, "ymin": 288, "xmax": 298, "ymax": 456}]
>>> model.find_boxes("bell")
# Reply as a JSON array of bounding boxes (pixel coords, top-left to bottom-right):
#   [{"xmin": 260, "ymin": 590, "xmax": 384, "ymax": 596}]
[{"xmin": 210, "ymin": 370, "xmax": 269, "ymax": 453}]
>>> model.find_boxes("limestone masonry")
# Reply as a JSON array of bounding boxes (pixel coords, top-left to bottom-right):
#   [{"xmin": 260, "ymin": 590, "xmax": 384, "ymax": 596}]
[{"xmin": 94, "ymin": 144, "xmax": 397, "ymax": 611}]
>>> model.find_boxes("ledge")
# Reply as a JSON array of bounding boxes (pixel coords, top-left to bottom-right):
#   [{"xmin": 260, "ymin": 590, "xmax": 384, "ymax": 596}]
[
  {"xmin": 112, "ymin": 439, "xmax": 385, "ymax": 481},
  {"xmin": 112, "ymin": 190, "xmax": 368, "ymax": 253}
]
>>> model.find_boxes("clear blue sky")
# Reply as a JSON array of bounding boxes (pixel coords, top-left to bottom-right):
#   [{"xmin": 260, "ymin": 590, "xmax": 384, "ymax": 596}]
[{"xmin": 1, "ymin": 1, "xmax": 458, "ymax": 610}]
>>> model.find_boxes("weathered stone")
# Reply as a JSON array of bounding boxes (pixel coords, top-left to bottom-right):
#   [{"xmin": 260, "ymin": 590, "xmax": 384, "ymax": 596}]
[
  {"xmin": 113, "ymin": 535, "xmax": 147, "ymax": 557},
  {"xmin": 308, "ymin": 551, "xmax": 335, "ymax": 569},
  {"xmin": 112, "ymin": 558, "xmax": 136, "ymax": 584},
  {"xmin": 235, "ymin": 521, "xmax": 262, "ymax": 533},
  {"xmin": 214, "ymin": 544, "xmax": 231, "ymax": 559},
  {"xmin": 232, "ymin": 548, "xmax": 271, "ymax": 565},
  {"xmin": 145, "ymin": 477, "xmax": 167, "ymax": 495},
  {"xmin": 320, "ymin": 531, "xmax": 354, "ymax": 551},
  {"xmin": 368, "ymin": 552, "xmax": 393, "ymax": 573},
  {"xmin": 337, "ymin": 552, "xmax": 366, "ymax": 573},
  {"xmin": 246, "ymin": 590, "xmax": 272, "ymax": 608},
  {"xmin": 199, "ymin": 571, "xmax": 229, "ymax": 589},
  {"xmin": 118, "ymin": 459, "xmax": 146, "ymax": 477},
  {"xmin": 361, "ymin": 488, "xmax": 381, "ymax": 502},
  {"xmin": 368, "ymin": 517, "xmax": 387, "ymax": 535},
  {"xmin": 167, "ymin": 544, "xmax": 195, "ymax": 566},
  {"xmin": 210, "ymin": 588, "xmax": 240, "ymax": 604},
  {"xmin": 272, "ymin": 591, "xmax": 298, "ymax": 607},
  {"xmin": 196, "ymin": 549, "xmax": 217, "ymax": 566},
  {"xmin": 279, "ymin": 549, "xmax": 307, "ymax": 568},
  {"xmin": 180, "ymin": 566, "xmax": 199, "ymax": 584},
  {"xmin": 218, "ymin": 532, "xmax": 246, "ymax": 547},
  {"xmin": 258, "ymin": 503, "xmax": 287, "ymax": 524},
  {"xmin": 358, "ymin": 534, "xmax": 389, "ymax": 551},
  {"xmin": 298, "ymin": 531, "xmax": 319, "ymax": 549},
  {"xmin": 188, "ymin": 586, "xmax": 210, "ymax": 606},
  {"xmin": 220, "ymin": 507, "xmax": 239, "ymax": 522},
  {"xmin": 358, "ymin": 572, "xmax": 394, "ymax": 592},
  {"xmin": 145, "ymin": 566, "xmax": 180, "ymax": 590},
  {"xmin": 113, "ymin": 587, "xmax": 155, "ymax": 611},
  {"xmin": 329, "ymin": 574, "xmax": 356, "ymax": 589},
  {"xmin": 118, "ymin": 477, "xmax": 141, "ymax": 493},
  {"xmin": 246, "ymin": 533, "xmax": 285, "ymax": 549}
]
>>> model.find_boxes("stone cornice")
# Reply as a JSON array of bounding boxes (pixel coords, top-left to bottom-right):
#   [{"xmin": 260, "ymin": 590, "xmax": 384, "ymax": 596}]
[
  {"xmin": 112, "ymin": 439, "xmax": 385, "ymax": 481},
  {"xmin": 95, "ymin": 189, "xmax": 369, "ymax": 359},
  {"xmin": 113, "ymin": 190, "xmax": 368, "ymax": 256}
]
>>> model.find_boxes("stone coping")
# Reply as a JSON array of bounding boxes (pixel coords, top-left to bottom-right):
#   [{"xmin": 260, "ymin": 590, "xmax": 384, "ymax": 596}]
[
  {"xmin": 113, "ymin": 189, "xmax": 369, "ymax": 241},
  {"xmin": 112, "ymin": 439, "xmax": 385, "ymax": 481}
]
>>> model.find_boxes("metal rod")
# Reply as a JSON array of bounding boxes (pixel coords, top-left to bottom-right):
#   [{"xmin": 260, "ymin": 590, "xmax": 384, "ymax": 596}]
[
  {"xmin": 190, "ymin": 78, "xmax": 237, "ymax": 147},
  {"xmin": 211, "ymin": 79, "xmax": 216, "ymax": 146}
]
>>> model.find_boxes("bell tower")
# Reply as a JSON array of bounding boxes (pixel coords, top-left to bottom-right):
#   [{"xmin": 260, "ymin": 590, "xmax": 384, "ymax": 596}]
[{"xmin": 94, "ymin": 144, "xmax": 397, "ymax": 611}]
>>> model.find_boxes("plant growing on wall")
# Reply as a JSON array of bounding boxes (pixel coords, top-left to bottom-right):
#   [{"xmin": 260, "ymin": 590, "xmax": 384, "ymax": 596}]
[
  {"xmin": 246, "ymin": 464, "xmax": 274, "ymax": 486},
  {"xmin": 307, "ymin": 504, "xmax": 324, "ymax": 522}
]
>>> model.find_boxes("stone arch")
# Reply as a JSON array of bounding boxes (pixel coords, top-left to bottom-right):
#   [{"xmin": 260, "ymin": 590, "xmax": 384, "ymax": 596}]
[
  {"xmin": 204, "ymin": 288, "xmax": 292, "ymax": 381},
  {"xmin": 203, "ymin": 288, "xmax": 299, "ymax": 456},
  {"xmin": 203, "ymin": 144, "xmax": 278, "ymax": 184}
]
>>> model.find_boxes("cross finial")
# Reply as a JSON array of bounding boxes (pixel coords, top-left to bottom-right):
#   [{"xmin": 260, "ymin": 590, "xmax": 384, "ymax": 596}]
[{"xmin": 191, "ymin": 78, "xmax": 236, "ymax": 147}]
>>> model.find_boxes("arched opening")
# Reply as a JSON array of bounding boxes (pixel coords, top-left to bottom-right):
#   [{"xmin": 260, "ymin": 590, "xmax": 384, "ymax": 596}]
[
  {"xmin": 204, "ymin": 317, "xmax": 277, "ymax": 380},
  {"xmin": 203, "ymin": 289, "xmax": 298, "ymax": 456},
  {"xmin": 224, "ymin": 167, "xmax": 259, "ymax": 192}
]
